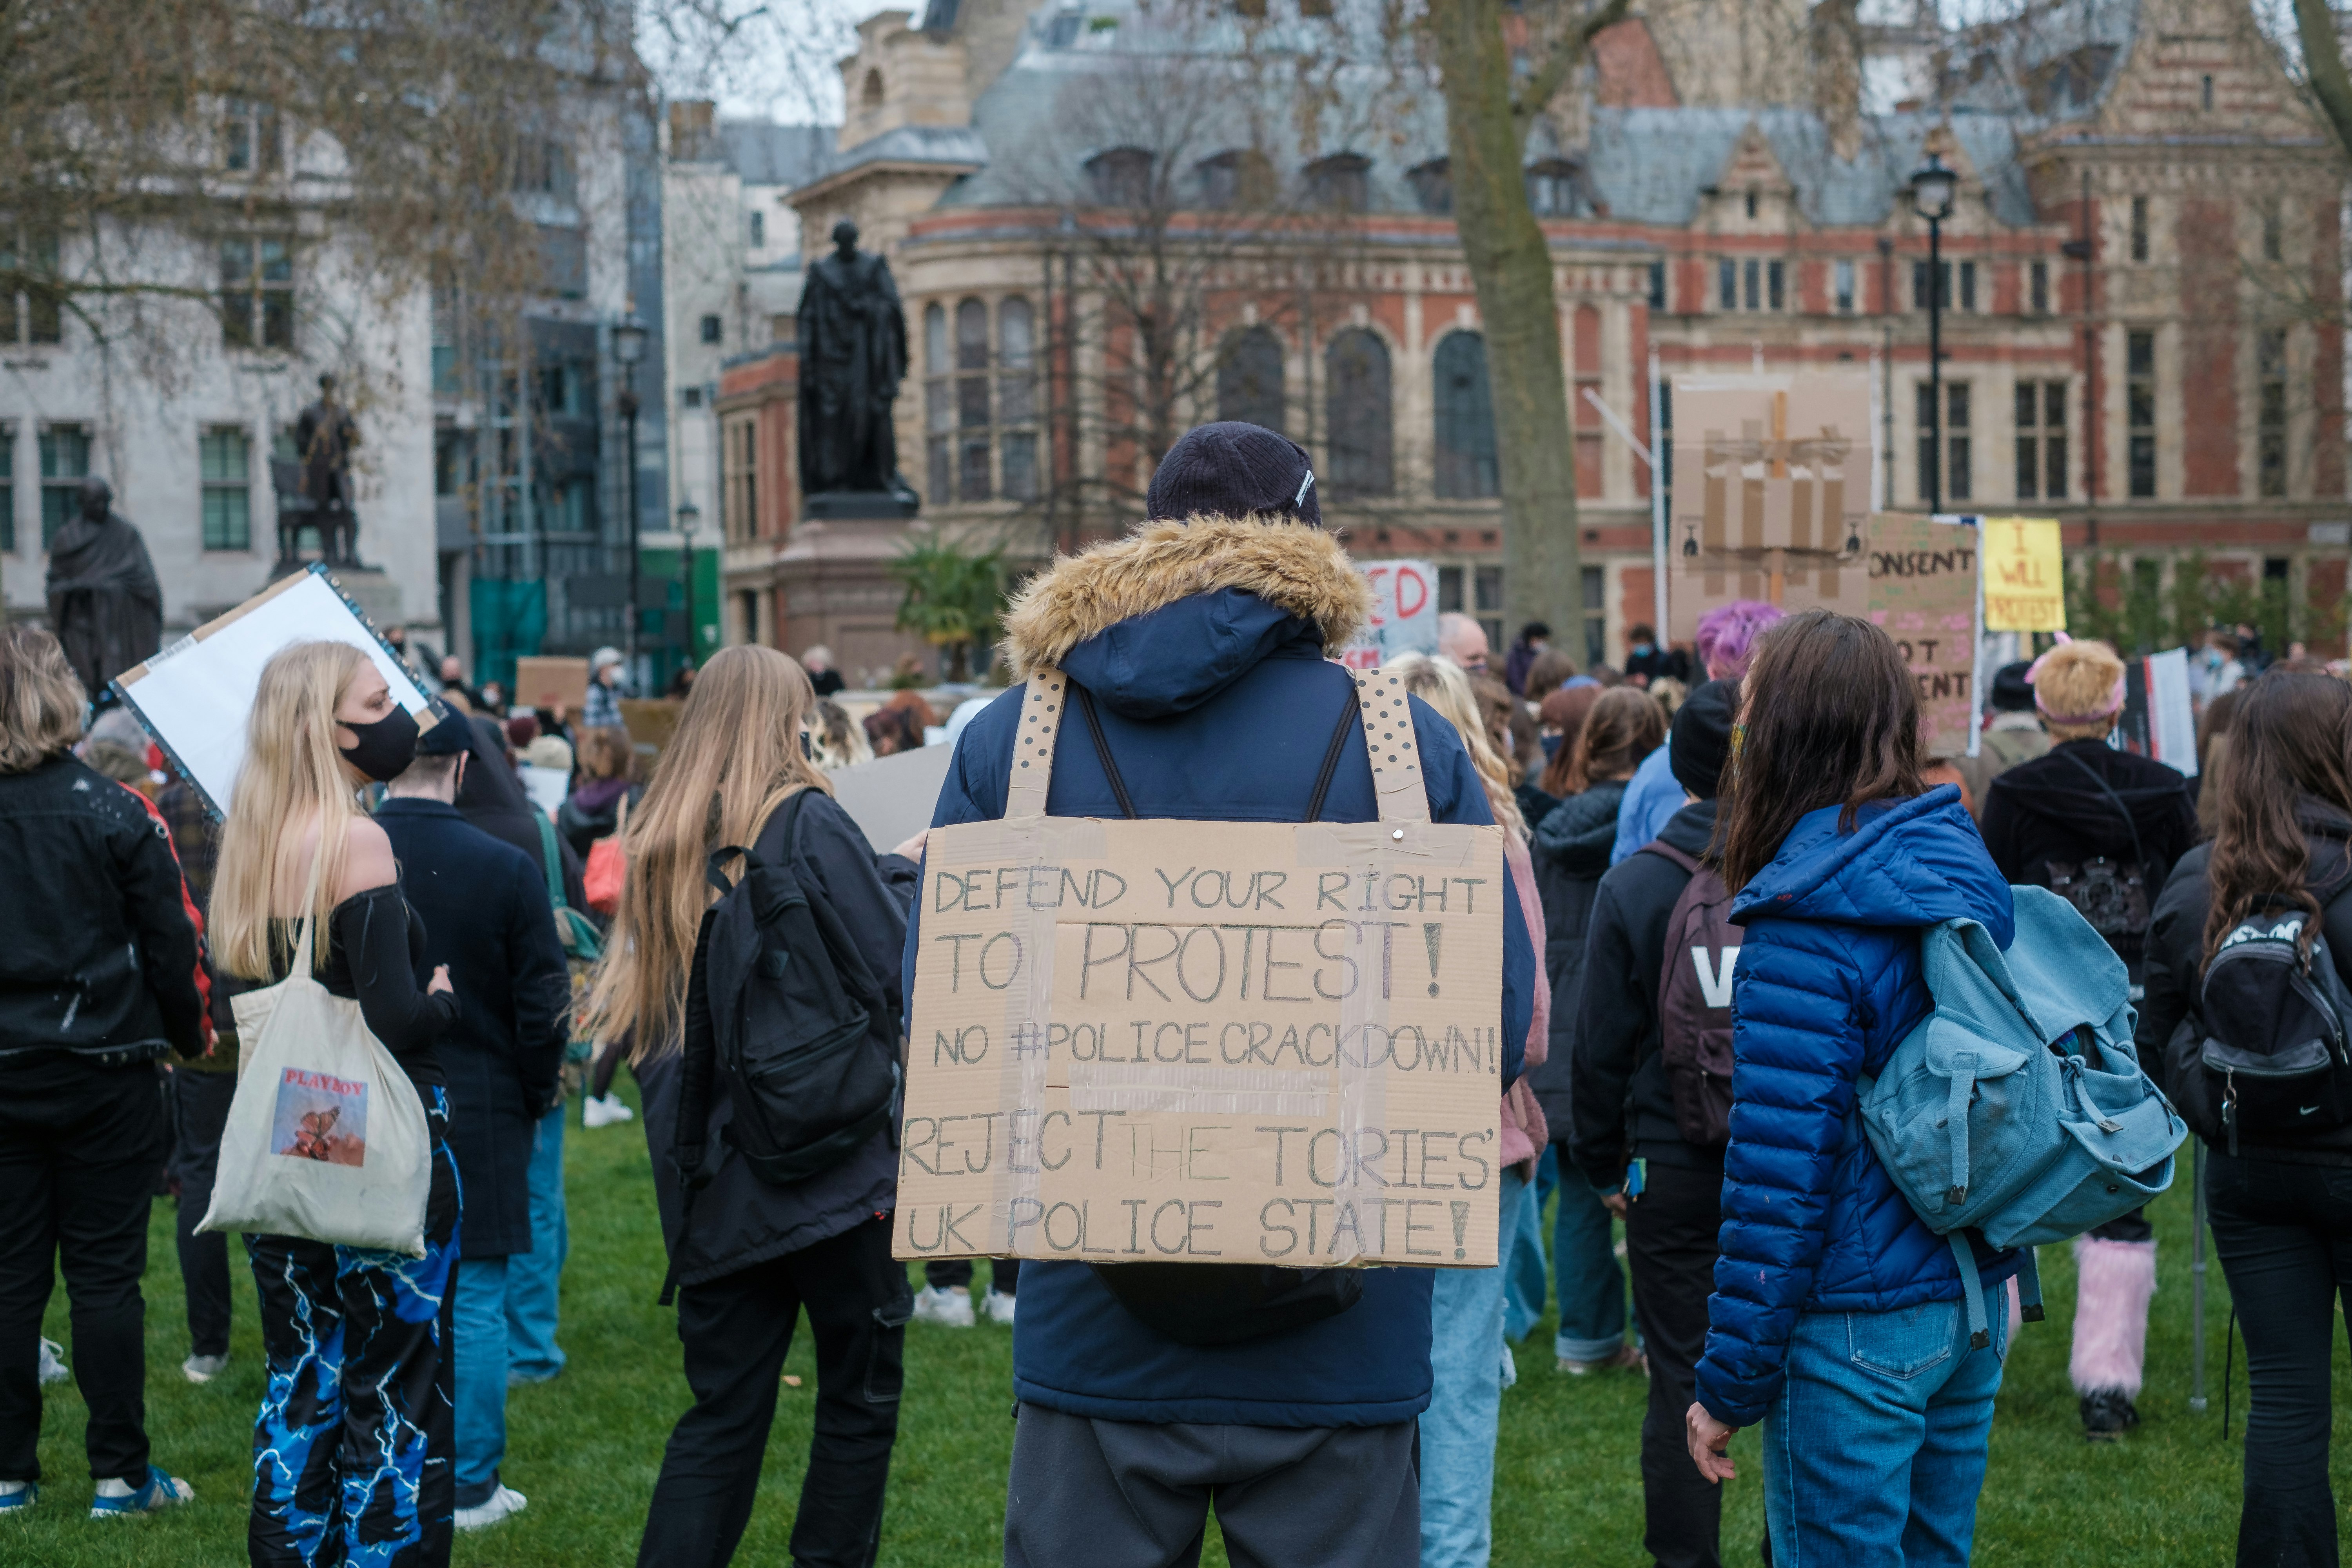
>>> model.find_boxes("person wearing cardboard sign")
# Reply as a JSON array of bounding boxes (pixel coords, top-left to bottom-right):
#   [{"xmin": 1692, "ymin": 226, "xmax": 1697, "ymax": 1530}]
[
  {"xmin": 904, "ymin": 422, "xmax": 1537, "ymax": 1568},
  {"xmin": 1682, "ymin": 612, "xmax": 2021, "ymax": 1564},
  {"xmin": 0, "ymin": 624, "xmax": 209, "ymax": 1521},
  {"xmin": 207, "ymin": 641, "xmax": 464, "ymax": 1566},
  {"xmin": 577, "ymin": 646, "xmax": 919, "ymax": 1568}
]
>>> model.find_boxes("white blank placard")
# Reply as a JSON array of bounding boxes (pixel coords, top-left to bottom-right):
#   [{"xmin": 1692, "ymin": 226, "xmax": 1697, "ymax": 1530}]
[{"xmin": 116, "ymin": 570, "xmax": 433, "ymax": 817}]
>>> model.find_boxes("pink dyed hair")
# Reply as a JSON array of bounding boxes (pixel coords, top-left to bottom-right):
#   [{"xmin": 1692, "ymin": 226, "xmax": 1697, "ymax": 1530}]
[{"xmin": 1694, "ymin": 600, "xmax": 1785, "ymax": 680}]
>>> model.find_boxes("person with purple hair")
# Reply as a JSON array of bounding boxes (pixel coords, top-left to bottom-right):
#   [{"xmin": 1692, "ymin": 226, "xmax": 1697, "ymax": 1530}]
[{"xmin": 1609, "ymin": 601, "xmax": 1784, "ymax": 866}]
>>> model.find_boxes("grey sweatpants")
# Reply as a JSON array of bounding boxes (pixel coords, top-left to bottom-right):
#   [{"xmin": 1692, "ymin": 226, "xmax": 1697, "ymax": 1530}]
[{"xmin": 1004, "ymin": 1403, "xmax": 1419, "ymax": 1568}]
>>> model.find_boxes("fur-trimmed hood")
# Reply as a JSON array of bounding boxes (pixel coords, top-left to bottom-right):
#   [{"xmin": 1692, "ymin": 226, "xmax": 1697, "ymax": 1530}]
[{"xmin": 1000, "ymin": 515, "xmax": 1373, "ymax": 677}]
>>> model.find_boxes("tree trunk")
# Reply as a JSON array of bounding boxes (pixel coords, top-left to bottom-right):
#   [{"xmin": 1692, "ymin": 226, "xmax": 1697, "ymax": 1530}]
[
  {"xmin": 2294, "ymin": 0, "xmax": 2352, "ymax": 166},
  {"xmin": 1429, "ymin": 0, "xmax": 1583, "ymax": 657}
]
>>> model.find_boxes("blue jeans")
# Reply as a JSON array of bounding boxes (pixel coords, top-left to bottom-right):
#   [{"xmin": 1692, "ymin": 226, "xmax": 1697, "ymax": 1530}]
[
  {"xmin": 452, "ymin": 1256, "xmax": 510, "ymax": 1503},
  {"xmin": 506, "ymin": 1104, "xmax": 567, "ymax": 1383},
  {"xmin": 1552, "ymin": 1154, "xmax": 1627, "ymax": 1363},
  {"xmin": 1419, "ymin": 1167, "xmax": 1526, "ymax": 1568},
  {"xmin": 1503, "ymin": 1148, "xmax": 1552, "ymax": 1342},
  {"xmin": 1760, "ymin": 1298, "xmax": 2008, "ymax": 1567}
]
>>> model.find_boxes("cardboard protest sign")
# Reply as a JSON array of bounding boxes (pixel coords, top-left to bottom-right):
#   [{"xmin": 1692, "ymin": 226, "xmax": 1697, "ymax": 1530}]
[
  {"xmin": 828, "ymin": 741, "xmax": 956, "ymax": 855},
  {"xmin": 619, "ymin": 697, "xmax": 684, "ymax": 753},
  {"xmin": 112, "ymin": 566, "xmax": 437, "ymax": 818},
  {"xmin": 1339, "ymin": 560, "xmax": 1438, "ymax": 670},
  {"xmin": 1982, "ymin": 518, "xmax": 2066, "ymax": 632},
  {"xmin": 1866, "ymin": 515, "xmax": 1981, "ymax": 759},
  {"xmin": 514, "ymin": 656, "xmax": 590, "ymax": 716},
  {"xmin": 1668, "ymin": 374, "xmax": 1876, "ymax": 640},
  {"xmin": 895, "ymin": 667, "xmax": 1508, "ymax": 1269}
]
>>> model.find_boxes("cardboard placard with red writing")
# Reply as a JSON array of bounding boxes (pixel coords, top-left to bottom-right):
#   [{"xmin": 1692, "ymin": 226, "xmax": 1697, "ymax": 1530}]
[
  {"xmin": 1668, "ymin": 374, "xmax": 1877, "ymax": 640},
  {"xmin": 894, "ymin": 667, "xmax": 1507, "ymax": 1269}
]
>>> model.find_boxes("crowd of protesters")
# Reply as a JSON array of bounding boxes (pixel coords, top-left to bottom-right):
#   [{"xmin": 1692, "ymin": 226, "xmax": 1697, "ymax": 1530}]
[{"xmin": 0, "ymin": 417, "xmax": 2339, "ymax": 1568}]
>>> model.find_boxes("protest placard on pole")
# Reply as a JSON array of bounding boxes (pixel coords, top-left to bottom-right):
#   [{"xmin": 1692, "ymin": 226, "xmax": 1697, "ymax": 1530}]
[
  {"xmin": 1982, "ymin": 518, "xmax": 2067, "ymax": 632},
  {"xmin": 894, "ymin": 667, "xmax": 1507, "ymax": 1269},
  {"xmin": 1667, "ymin": 373, "xmax": 1877, "ymax": 640},
  {"xmin": 1867, "ymin": 515, "xmax": 1981, "ymax": 759},
  {"xmin": 1338, "ymin": 560, "xmax": 1437, "ymax": 670},
  {"xmin": 111, "ymin": 565, "xmax": 438, "ymax": 818}
]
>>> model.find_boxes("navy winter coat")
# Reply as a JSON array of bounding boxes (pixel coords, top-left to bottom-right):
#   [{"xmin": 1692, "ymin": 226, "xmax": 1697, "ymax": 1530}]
[
  {"xmin": 1695, "ymin": 786, "xmax": 2020, "ymax": 1428},
  {"xmin": 904, "ymin": 516, "xmax": 1538, "ymax": 1428}
]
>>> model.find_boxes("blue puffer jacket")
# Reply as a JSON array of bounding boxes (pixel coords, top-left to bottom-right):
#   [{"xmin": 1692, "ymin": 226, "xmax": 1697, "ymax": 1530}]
[
  {"xmin": 904, "ymin": 516, "xmax": 1537, "ymax": 1427},
  {"xmin": 1694, "ymin": 786, "xmax": 2021, "ymax": 1428}
]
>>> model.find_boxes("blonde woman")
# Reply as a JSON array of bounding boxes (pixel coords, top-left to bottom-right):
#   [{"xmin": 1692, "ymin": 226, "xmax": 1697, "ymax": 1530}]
[
  {"xmin": 0, "ymin": 624, "xmax": 207, "ymax": 1519},
  {"xmin": 579, "ymin": 645, "xmax": 915, "ymax": 1568},
  {"xmin": 210, "ymin": 641, "xmax": 460, "ymax": 1566},
  {"xmin": 1385, "ymin": 651, "xmax": 1548, "ymax": 1566}
]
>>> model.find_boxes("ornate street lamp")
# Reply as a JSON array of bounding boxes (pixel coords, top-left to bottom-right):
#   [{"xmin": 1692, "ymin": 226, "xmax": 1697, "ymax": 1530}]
[
  {"xmin": 613, "ymin": 309, "xmax": 649, "ymax": 684},
  {"xmin": 1910, "ymin": 156, "xmax": 1957, "ymax": 513}
]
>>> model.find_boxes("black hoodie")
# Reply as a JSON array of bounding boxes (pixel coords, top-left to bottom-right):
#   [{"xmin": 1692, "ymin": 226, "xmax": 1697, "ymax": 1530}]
[
  {"xmin": 1568, "ymin": 798, "xmax": 1724, "ymax": 1187},
  {"xmin": 1979, "ymin": 739, "xmax": 2198, "ymax": 978},
  {"xmin": 1528, "ymin": 777, "xmax": 1631, "ymax": 1132}
]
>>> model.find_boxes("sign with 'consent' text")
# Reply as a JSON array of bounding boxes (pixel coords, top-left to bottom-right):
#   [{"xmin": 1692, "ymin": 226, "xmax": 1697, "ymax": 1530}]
[{"xmin": 894, "ymin": 680, "xmax": 1508, "ymax": 1271}]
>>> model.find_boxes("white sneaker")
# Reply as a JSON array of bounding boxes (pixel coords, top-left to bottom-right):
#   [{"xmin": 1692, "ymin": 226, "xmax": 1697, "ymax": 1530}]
[
  {"xmin": 583, "ymin": 1094, "xmax": 635, "ymax": 1128},
  {"xmin": 984, "ymin": 1288, "xmax": 1017, "ymax": 1326},
  {"xmin": 36, "ymin": 1339, "xmax": 66, "ymax": 1386},
  {"xmin": 453, "ymin": 1485, "xmax": 528, "ymax": 1531},
  {"xmin": 911, "ymin": 1284, "xmax": 975, "ymax": 1328},
  {"xmin": 181, "ymin": 1353, "xmax": 229, "ymax": 1385}
]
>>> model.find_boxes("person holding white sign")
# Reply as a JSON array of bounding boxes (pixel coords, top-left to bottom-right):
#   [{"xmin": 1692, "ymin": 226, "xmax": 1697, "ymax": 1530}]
[{"xmin": 209, "ymin": 641, "xmax": 463, "ymax": 1566}]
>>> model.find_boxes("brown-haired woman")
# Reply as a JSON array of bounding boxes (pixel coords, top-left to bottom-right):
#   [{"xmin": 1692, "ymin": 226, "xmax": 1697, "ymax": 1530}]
[
  {"xmin": 1681, "ymin": 610, "xmax": 2019, "ymax": 1562},
  {"xmin": 2138, "ymin": 666, "xmax": 2352, "ymax": 1566},
  {"xmin": 579, "ymin": 644, "xmax": 917, "ymax": 1568},
  {"xmin": 0, "ymin": 624, "xmax": 206, "ymax": 1517},
  {"xmin": 1528, "ymin": 686, "xmax": 1666, "ymax": 1374}
]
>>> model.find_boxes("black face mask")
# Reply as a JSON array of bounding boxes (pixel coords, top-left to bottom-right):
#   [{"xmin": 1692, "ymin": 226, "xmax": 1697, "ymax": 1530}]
[{"xmin": 339, "ymin": 705, "xmax": 421, "ymax": 782}]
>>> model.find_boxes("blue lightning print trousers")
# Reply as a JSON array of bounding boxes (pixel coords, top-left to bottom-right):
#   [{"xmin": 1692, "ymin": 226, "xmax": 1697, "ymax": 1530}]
[{"xmin": 246, "ymin": 1089, "xmax": 461, "ymax": 1568}]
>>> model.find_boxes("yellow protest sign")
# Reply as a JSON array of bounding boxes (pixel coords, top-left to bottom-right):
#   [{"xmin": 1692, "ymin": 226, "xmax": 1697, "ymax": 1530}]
[{"xmin": 1982, "ymin": 518, "xmax": 2066, "ymax": 632}]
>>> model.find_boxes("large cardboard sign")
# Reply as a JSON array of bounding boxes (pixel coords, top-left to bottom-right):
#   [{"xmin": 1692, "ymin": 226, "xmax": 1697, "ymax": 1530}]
[
  {"xmin": 1339, "ymin": 560, "xmax": 1438, "ymax": 670},
  {"xmin": 1982, "ymin": 518, "xmax": 2067, "ymax": 632},
  {"xmin": 1867, "ymin": 515, "xmax": 1981, "ymax": 759},
  {"xmin": 894, "ymin": 667, "xmax": 1507, "ymax": 1269},
  {"xmin": 112, "ymin": 566, "xmax": 437, "ymax": 819},
  {"xmin": 1668, "ymin": 374, "xmax": 1876, "ymax": 640}
]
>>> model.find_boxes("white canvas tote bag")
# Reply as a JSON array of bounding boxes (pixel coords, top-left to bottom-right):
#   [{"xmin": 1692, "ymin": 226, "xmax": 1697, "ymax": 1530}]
[{"xmin": 198, "ymin": 854, "xmax": 433, "ymax": 1256}]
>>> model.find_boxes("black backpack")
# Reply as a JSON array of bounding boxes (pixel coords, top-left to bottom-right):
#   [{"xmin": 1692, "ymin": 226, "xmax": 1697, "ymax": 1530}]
[
  {"xmin": 1066, "ymin": 679, "xmax": 1370, "ymax": 1347},
  {"xmin": 2043, "ymin": 750, "xmax": 2154, "ymax": 967},
  {"xmin": 2188, "ymin": 900, "xmax": 2352, "ymax": 1155},
  {"xmin": 673, "ymin": 790, "xmax": 902, "ymax": 1199}
]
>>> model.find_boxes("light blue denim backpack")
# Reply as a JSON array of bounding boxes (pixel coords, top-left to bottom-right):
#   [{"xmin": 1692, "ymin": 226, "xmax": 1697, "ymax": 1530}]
[{"xmin": 1858, "ymin": 885, "xmax": 2187, "ymax": 1347}]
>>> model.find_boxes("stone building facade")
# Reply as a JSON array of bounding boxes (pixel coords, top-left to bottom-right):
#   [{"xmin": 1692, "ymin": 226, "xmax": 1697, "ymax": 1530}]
[{"xmin": 730, "ymin": 0, "xmax": 2345, "ymax": 671}]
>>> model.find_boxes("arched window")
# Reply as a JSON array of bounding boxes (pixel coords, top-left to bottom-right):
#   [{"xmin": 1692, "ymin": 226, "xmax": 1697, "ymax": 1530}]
[
  {"xmin": 1526, "ymin": 159, "xmax": 1583, "ymax": 217},
  {"xmin": 956, "ymin": 298, "xmax": 991, "ymax": 501},
  {"xmin": 1433, "ymin": 331, "xmax": 1496, "ymax": 500},
  {"xmin": 861, "ymin": 69, "xmax": 885, "ymax": 107},
  {"xmin": 1085, "ymin": 147, "xmax": 1155, "ymax": 208},
  {"xmin": 1407, "ymin": 159, "xmax": 1452, "ymax": 215},
  {"xmin": 1217, "ymin": 327, "xmax": 1285, "ymax": 434},
  {"xmin": 1196, "ymin": 149, "xmax": 1276, "ymax": 211},
  {"xmin": 1324, "ymin": 328, "xmax": 1392, "ymax": 497},
  {"xmin": 924, "ymin": 303, "xmax": 951, "ymax": 503},
  {"xmin": 998, "ymin": 297, "xmax": 1039, "ymax": 501},
  {"xmin": 1304, "ymin": 153, "xmax": 1371, "ymax": 213}
]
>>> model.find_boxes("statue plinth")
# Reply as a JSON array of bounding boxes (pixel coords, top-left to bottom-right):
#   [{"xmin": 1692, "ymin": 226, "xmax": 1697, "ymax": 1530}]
[{"xmin": 804, "ymin": 490, "xmax": 920, "ymax": 522}]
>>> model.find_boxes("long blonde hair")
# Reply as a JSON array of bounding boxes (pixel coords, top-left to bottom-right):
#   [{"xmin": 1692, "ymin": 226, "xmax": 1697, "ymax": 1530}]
[
  {"xmin": 212, "ymin": 641, "xmax": 370, "ymax": 980},
  {"xmin": 1385, "ymin": 652, "xmax": 1525, "ymax": 840},
  {"xmin": 581, "ymin": 645, "xmax": 832, "ymax": 1061}
]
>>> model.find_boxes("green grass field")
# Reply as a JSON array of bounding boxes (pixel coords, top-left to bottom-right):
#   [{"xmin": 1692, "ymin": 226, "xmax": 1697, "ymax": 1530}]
[{"xmin": 20, "ymin": 1077, "xmax": 2336, "ymax": 1565}]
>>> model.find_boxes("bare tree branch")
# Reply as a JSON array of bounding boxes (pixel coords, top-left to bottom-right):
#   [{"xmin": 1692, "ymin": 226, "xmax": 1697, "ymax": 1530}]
[{"xmin": 1509, "ymin": 0, "xmax": 1637, "ymax": 128}]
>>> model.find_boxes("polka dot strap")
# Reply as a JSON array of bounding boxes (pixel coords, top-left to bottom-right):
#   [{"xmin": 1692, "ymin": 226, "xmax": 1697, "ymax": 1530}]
[
  {"xmin": 1004, "ymin": 667, "xmax": 1068, "ymax": 820},
  {"xmin": 1349, "ymin": 667, "xmax": 1432, "ymax": 825}
]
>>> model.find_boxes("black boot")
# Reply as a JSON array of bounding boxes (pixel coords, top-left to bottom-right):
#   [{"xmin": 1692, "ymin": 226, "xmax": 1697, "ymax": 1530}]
[{"xmin": 2080, "ymin": 1388, "xmax": 2141, "ymax": 1441}]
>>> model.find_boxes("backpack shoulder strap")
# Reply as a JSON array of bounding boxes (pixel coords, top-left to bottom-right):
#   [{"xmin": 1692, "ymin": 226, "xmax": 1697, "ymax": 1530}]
[
  {"xmin": 1640, "ymin": 838, "xmax": 1702, "ymax": 876},
  {"xmin": 2056, "ymin": 747, "xmax": 2148, "ymax": 872},
  {"xmin": 532, "ymin": 812, "xmax": 567, "ymax": 911}
]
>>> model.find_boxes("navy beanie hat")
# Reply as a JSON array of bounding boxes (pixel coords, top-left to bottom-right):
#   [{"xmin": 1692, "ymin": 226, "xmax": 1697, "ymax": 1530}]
[
  {"xmin": 1669, "ymin": 679, "xmax": 1738, "ymax": 801},
  {"xmin": 1145, "ymin": 421, "xmax": 1321, "ymax": 527},
  {"xmin": 1991, "ymin": 661, "xmax": 2036, "ymax": 713}
]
